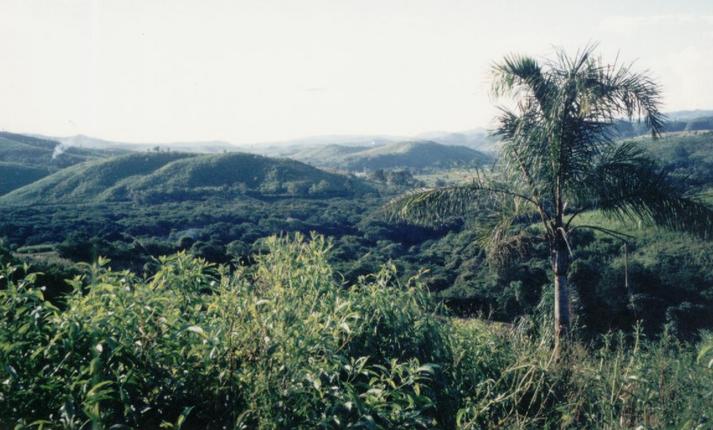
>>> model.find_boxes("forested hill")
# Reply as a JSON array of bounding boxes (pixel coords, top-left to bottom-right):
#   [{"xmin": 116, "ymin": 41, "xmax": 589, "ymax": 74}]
[{"xmin": 0, "ymin": 151, "xmax": 374, "ymax": 206}]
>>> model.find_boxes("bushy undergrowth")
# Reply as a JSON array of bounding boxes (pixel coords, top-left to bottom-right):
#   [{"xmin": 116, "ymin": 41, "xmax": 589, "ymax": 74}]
[
  {"xmin": 2, "ymin": 234, "xmax": 712, "ymax": 429},
  {"xmin": 455, "ymin": 320, "xmax": 713, "ymax": 429}
]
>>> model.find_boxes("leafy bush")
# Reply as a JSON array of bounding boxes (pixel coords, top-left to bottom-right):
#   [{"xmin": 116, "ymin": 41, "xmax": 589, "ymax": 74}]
[{"xmin": 1, "ymin": 234, "xmax": 455, "ymax": 428}]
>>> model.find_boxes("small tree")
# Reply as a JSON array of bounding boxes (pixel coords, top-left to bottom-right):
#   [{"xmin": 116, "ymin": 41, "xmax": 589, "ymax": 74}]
[{"xmin": 387, "ymin": 46, "xmax": 713, "ymax": 356}]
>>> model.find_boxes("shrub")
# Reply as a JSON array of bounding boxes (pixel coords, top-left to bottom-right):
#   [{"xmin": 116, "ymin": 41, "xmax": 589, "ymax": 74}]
[{"xmin": 1, "ymin": 234, "xmax": 455, "ymax": 428}]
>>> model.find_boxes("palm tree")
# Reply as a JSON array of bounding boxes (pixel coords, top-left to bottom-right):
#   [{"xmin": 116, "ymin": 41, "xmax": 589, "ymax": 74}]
[{"xmin": 387, "ymin": 46, "xmax": 713, "ymax": 356}]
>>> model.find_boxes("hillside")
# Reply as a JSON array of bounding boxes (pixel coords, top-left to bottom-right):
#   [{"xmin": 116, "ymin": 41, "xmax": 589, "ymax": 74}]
[
  {"xmin": 0, "ymin": 152, "xmax": 374, "ymax": 205},
  {"xmin": 340, "ymin": 141, "xmax": 492, "ymax": 171},
  {"xmin": 414, "ymin": 129, "xmax": 497, "ymax": 152},
  {"xmin": 635, "ymin": 130, "xmax": 713, "ymax": 191},
  {"xmin": 0, "ymin": 162, "xmax": 51, "ymax": 195},
  {"xmin": 666, "ymin": 110, "xmax": 713, "ymax": 121},
  {"xmin": 289, "ymin": 140, "xmax": 492, "ymax": 171}
]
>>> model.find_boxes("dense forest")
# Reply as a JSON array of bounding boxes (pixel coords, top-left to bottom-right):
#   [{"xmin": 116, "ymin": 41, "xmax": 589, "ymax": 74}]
[{"xmin": 2, "ymin": 47, "xmax": 713, "ymax": 428}]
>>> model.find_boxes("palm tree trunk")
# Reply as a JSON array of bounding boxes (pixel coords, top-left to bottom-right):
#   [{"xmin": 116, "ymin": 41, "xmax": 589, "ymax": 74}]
[{"xmin": 553, "ymin": 242, "xmax": 570, "ymax": 357}]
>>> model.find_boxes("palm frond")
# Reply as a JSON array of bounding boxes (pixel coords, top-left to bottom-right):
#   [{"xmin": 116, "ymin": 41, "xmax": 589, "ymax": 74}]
[
  {"xmin": 583, "ymin": 64, "xmax": 664, "ymax": 137},
  {"xmin": 384, "ymin": 178, "xmax": 545, "ymax": 267},
  {"xmin": 383, "ymin": 179, "xmax": 538, "ymax": 227},
  {"xmin": 477, "ymin": 214, "xmax": 538, "ymax": 267},
  {"xmin": 491, "ymin": 54, "xmax": 555, "ymax": 113},
  {"xmin": 494, "ymin": 107, "xmax": 552, "ymax": 197},
  {"xmin": 578, "ymin": 144, "xmax": 713, "ymax": 239}
]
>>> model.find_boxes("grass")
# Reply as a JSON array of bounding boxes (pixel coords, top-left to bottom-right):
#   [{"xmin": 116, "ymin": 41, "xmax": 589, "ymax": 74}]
[{"xmin": 1, "ymin": 234, "xmax": 712, "ymax": 429}]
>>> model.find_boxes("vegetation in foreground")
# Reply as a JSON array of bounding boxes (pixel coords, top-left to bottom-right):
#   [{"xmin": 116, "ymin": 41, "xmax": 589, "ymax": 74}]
[{"xmin": 2, "ymin": 235, "xmax": 712, "ymax": 429}]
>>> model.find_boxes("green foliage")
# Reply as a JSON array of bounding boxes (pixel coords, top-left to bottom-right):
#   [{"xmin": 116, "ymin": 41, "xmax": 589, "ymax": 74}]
[
  {"xmin": 639, "ymin": 130, "xmax": 713, "ymax": 191},
  {"xmin": 2, "ymin": 188, "xmax": 713, "ymax": 340},
  {"xmin": 2, "ymin": 236, "xmax": 712, "ymax": 428},
  {"xmin": 1, "ymin": 234, "xmax": 456, "ymax": 428}
]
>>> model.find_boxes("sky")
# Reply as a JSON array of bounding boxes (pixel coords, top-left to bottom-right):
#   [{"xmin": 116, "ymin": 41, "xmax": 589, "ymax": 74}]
[{"xmin": 1, "ymin": 0, "xmax": 712, "ymax": 144}]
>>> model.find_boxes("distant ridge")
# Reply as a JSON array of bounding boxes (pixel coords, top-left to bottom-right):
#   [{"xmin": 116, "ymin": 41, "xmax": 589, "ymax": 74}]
[
  {"xmin": 285, "ymin": 140, "xmax": 493, "ymax": 171},
  {"xmin": 33, "ymin": 134, "xmax": 241, "ymax": 154},
  {"xmin": 614, "ymin": 115, "xmax": 713, "ymax": 137},
  {"xmin": 665, "ymin": 110, "xmax": 713, "ymax": 122}
]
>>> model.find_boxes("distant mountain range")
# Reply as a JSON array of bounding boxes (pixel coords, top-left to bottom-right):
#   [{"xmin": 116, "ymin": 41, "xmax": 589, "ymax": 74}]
[{"xmin": 0, "ymin": 132, "xmax": 123, "ymax": 165}]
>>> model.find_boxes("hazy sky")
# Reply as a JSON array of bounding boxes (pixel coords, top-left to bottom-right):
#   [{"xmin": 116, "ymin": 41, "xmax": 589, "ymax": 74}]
[{"xmin": 2, "ymin": 0, "xmax": 712, "ymax": 144}]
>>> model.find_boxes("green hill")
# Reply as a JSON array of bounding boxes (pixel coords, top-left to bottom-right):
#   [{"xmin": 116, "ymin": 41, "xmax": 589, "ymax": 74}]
[
  {"xmin": 0, "ymin": 152, "xmax": 374, "ymax": 205},
  {"xmin": 290, "ymin": 140, "xmax": 492, "ymax": 171}
]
